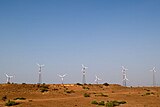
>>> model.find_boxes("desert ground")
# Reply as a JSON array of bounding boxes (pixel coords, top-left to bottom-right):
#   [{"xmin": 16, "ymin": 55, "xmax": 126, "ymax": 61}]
[{"xmin": 0, "ymin": 83, "xmax": 160, "ymax": 107}]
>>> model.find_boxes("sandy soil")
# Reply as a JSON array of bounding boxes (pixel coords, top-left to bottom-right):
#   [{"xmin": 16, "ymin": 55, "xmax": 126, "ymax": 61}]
[{"xmin": 0, "ymin": 84, "xmax": 160, "ymax": 107}]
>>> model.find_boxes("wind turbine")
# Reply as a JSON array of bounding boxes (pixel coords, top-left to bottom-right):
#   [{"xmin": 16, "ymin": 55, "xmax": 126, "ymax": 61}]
[
  {"xmin": 81, "ymin": 64, "xmax": 88, "ymax": 84},
  {"xmin": 5, "ymin": 74, "xmax": 13, "ymax": 84},
  {"xmin": 58, "ymin": 74, "xmax": 67, "ymax": 84},
  {"xmin": 150, "ymin": 67, "xmax": 156, "ymax": 87},
  {"xmin": 121, "ymin": 66, "xmax": 128, "ymax": 86},
  {"xmin": 95, "ymin": 75, "xmax": 102, "ymax": 84},
  {"xmin": 37, "ymin": 63, "xmax": 44, "ymax": 84},
  {"xmin": 123, "ymin": 73, "xmax": 129, "ymax": 86}
]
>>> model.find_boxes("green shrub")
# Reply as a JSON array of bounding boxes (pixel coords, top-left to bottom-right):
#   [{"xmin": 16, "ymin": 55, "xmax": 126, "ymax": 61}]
[
  {"xmin": 65, "ymin": 90, "xmax": 75, "ymax": 94},
  {"xmin": 53, "ymin": 88, "xmax": 58, "ymax": 91},
  {"xmin": 142, "ymin": 92, "xmax": 155, "ymax": 96},
  {"xmin": 106, "ymin": 101, "xmax": 114, "ymax": 107},
  {"xmin": 14, "ymin": 97, "xmax": 26, "ymax": 100},
  {"xmin": 5, "ymin": 100, "xmax": 19, "ymax": 106},
  {"xmin": 83, "ymin": 86, "xmax": 90, "ymax": 90},
  {"xmin": 146, "ymin": 92, "xmax": 150, "ymax": 95},
  {"xmin": 101, "ymin": 93, "xmax": 108, "ymax": 97},
  {"xmin": 39, "ymin": 84, "xmax": 49, "ymax": 92},
  {"xmin": 91, "ymin": 100, "xmax": 127, "ymax": 107},
  {"xmin": 119, "ymin": 101, "xmax": 126, "ymax": 104},
  {"xmin": 95, "ymin": 93, "xmax": 108, "ymax": 97},
  {"xmin": 7, "ymin": 82, "xmax": 11, "ymax": 84},
  {"xmin": 145, "ymin": 89, "xmax": 150, "ymax": 92},
  {"xmin": 40, "ymin": 88, "xmax": 48, "ymax": 92},
  {"xmin": 112, "ymin": 101, "xmax": 120, "ymax": 106},
  {"xmin": 91, "ymin": 100, "xmax": 98, "ymax": 105},
  {"xmin": 103, "ymin": 83, "xmax": 109, "ymax": 86},
  {"xmin": 76, "ymin": 83, "xmax": 82, "ymax": 86},
  {"xmin": 2, "ymin": 95, "xmax": 7, "ymax": 101},
  {"xmin": 98, "ymin": 101, "xmax": 105, "ymax": 106},
  {"xmin": 84, "ymin": 93, "xmax": 90, "ymax": 97},
  {"xmin": 106, "ymin": 100, "xmax": 127, "ymax": 107}
]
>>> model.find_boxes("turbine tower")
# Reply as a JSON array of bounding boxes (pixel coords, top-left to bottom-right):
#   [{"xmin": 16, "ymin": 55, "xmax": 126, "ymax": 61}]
[
  {"xmin": 81, "ymin": 64, "xmax": 88, "ymax": 84},
  {"xmin": 95, "ymin": 75, "xmax": 102, "ymax": 84},
  {"xmin": 121, "ymin": 66, "xmax": 128, "ymax": 86},
  {"xmin": 58, "ymin": 74, "xmax": 67, "ymax": 84},
  {"xmin": 5, "ymin": 74, "xmax": 13, "ymax": 84},
  {"xmin": 123, "ymin": 73, "xmax": 129, "ymax": 87},
  {"xmin": 150, "ymin": 67, "xmax": 156, "ymax": 87},
  {"xmin": 37, "ymin": 63, "xmax": 44, "ymax": 84}
]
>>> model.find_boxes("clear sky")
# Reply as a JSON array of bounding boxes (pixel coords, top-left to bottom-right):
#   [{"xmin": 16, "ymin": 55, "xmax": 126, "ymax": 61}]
[{"xmin": 0, "ymin": 0, "xmax": 160, "ymax": 86}]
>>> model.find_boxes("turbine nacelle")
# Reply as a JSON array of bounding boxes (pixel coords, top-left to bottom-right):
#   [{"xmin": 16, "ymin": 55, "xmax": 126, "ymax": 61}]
[
  {"xmin": 122, "ymin": 66, "xmax": 128, "ymax": 71},
  {"xmin": 37, "ymin": 63, "xmax": 45, "ymax": 68},
  {"xmin": 5, "ymin": 74, "xmax": 13, "ymax": 78},
  {"xmin": 150, "ymin": 67, "xmax": 156, "ymax": 72},
  {"xmin": 82, "ymin": 64, "xmax": 88, "ymax": 70},
  {"xmin": 58, "ymin": 74, "xmax": 67, "ymax": 78},
  {"xmin": 121, "ymin": 66, "xmax": 128, "ymax": 75}
]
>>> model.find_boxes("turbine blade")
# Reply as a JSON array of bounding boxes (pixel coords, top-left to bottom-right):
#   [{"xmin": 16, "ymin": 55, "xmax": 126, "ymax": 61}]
[
  {"xmin": 95, "ymin": 75, "xmax": 97, "ymax": 78},
  {"xmin": 82, "ymin": 64, "xmax": 84, "ymax": 68},
  {"xmin": 153, "ymin": 67, "xmax": 155, "ymax": 70},
  {"xmin": 122, "ymin": 66, "xmax": 125, "ymax": 69},
  {"xmin": 5, "ymin": 74, "xmax": 9, "ymax": 77},
  {"xmin": 37, "ymin": 63, "xmax": 40, "ymax": 66},
  {"xmin": 41, "ymin": 64, "xmax": 45, "ymax": 67},
  {"xmin": 63, "ymin": 74, "xmax": 67, "ymax": 77}
]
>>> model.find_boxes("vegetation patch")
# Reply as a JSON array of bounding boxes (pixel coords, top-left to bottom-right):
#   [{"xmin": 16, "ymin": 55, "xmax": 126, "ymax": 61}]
[
  {"xmin": 106, "ymin": 101, "xmax": 126, "ymax": 107},
  {"xmin": 39, "ymin": 84, "xmax": 49, "ymax": 92},
  {"xmin": 53, "ymin": 88, "xmax": 58, "ymax": 91},
  {"xmin": 144, "ymin": 89, "xmax": 150, "ymax": 92},
  {"xmin": 142, "ymin": 92, "xmax": 155, "ymax": 96},
  {"xmin": 2, "ymin": 95, "xmax": 7, "ymax": 101},
  {"xmin": 82, "ymin": 86, "xmax": 90, "ymax": 90},
  {"xmin": 91, "ymin": 100, "xmax": 98, "ymax": 104},
  {"xmin": 84, "ymin": 93, "xmax": 90, "ymax": 97},
  {"xmin": 95, "ymin": 93, "xmax": 108, "ymax": 97},
  {"xmin": 65, "ymin": 90, "xmax": 75, "ymax": 94},
  {"xmin": 103, "ymin": 83, "xmax": 109, "ymax": 86},
  {"xmin": 76, "ymin": 83, "xmax": 82, "ymax": 86},
  {"xmin": 98, "ymin": 101, "xmax": 105, "ymax": 106},
  {"xmin": 5, "ymin": 100, "xmax": 19, "ymax": 106},
  {"xmin": 14, "ymin": 97, "xmax": 26, "ymax": 100},
  {"xmin": 91, "ymin": 100, "xmax": 127, "ymax": 107}
]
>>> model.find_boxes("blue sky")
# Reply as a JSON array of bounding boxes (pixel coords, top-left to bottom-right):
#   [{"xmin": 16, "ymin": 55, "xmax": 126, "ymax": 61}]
[{"xmin": 0, "ymin": 0, "xmax": 160, "ymax": 86}]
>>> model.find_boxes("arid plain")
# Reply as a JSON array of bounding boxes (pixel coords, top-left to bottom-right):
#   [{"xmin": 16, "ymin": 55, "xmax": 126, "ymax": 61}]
[{"xmin": 0, "ymin": 84, "xmax": 160, "ymax": 107}]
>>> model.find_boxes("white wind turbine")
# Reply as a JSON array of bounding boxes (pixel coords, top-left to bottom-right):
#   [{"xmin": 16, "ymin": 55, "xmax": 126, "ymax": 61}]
[
  {"xmin": 58, "ymin": 74, "xmax": 67, "ymax": 84},
  {"xmin": 150, "ymin": 67, "xmax": 156, "ymax": 87},
  {"xmin": 95, "ymin": 75, "xmax": 102, "ymax": 84},
  {"xmin": 81, "ymin": 64, "xmax": 88, "ymax": 84},
  {"xmin": 5, "ymin": 74, "xmax": 13, "ymax": 84},
  {"xmin": 123, "ymin": 73, "xmax": 129, "ymax": 86},
  {"xmin": 37, "ymin": 63, "xmax": 44, "ymax": 84},
  {"xmin": 121, "ymin": 66, "xmax": 128, "ymax": 86}
]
